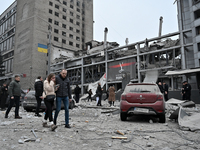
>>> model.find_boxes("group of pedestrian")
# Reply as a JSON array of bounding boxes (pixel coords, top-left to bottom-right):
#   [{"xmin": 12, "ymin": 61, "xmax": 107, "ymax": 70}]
[
  {"xmin": 4, "ymin": 69, "xmax": 72, "ymax": 131},
  {"xmin": 95, "ymin": 83, "xmax": 116, "ymax": 107}
]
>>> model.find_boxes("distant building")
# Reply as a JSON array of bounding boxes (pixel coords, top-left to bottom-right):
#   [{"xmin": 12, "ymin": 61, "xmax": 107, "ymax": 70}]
[{"xmin": 0, "ymin": 0, "xmax": 93, "ymax": 88}]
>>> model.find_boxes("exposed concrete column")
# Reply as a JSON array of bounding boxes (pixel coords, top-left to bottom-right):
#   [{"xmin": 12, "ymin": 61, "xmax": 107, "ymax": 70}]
[
  {"xmin": 137, "ymin": 43, "xmax": 141, "ymax": 83},
  {"xmin": 177, "ymin": 0, "xmax": 186, "ymax": 82},
  {"xmin": 171, "ymin": 76, "xmax": 174, "ymax": 90},
  {"xmin": 81, "ymin": 57, "xmax": 84, "ymax": 95}
]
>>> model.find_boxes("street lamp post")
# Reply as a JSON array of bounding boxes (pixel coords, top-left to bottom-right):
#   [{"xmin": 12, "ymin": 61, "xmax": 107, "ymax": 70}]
[{"xmin": 47, "ymin": 25, "xmax": 52, "ymax": 75}]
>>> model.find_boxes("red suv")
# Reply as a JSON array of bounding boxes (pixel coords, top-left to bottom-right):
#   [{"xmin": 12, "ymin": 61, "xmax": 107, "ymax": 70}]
[{"xmin": 120, "ymin": 83, "xmax": 165, "ymax": 123}]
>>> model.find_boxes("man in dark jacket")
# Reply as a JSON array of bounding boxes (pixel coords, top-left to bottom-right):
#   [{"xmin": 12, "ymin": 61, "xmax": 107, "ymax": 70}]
[
  {"xmin": 34, "ymin": 76, "xmax": 43, "ymax": 117},
  {"xmin": 5, "ymin": 75, "xmax": 22, "ymax": 119},
  {"xmin": 54, "ymin": 69, "xmax": 72, "ymax": 128},
  {"xmin": 74, "ymin": 84, "xmax": 81, "ymax": 103},
  {"xmin": 158, "ymin": 81, "xmax": 164, "ymax": 94},
  {"xmin": 184, "ymin": 81, "xmax": 192, "ymax": 100},
  {"xmin": 1, "ymin": 83, "xmax": 8, "ymax": 111},
  {"xmin": 96, "ymin": 82, "xmax": 103, "ymax": 106},
  {"xmin": 163, "ymin": 81, "xmax": 169, "ymax": 101}
]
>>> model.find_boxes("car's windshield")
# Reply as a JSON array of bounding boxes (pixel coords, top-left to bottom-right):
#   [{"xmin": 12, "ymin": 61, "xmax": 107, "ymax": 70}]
[{"xmin": 125, "ymin": 85, "xmax": 158, "ymax": 93}]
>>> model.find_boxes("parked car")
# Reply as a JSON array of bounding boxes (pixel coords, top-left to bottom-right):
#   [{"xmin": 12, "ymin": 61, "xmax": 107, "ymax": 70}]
[
  {"xmin": 120, "ymin": 83, "xmax": 166, "ymax": 123},
  {"xmin": 22, "ymin": 90, "xmax": 75, "ymax": 111}
]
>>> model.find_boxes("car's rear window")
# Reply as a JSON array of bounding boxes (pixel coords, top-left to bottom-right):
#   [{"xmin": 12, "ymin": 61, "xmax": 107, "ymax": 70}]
[{"xmin": 125, "ymin": 85, "xmax": 158, "ymax": 93}]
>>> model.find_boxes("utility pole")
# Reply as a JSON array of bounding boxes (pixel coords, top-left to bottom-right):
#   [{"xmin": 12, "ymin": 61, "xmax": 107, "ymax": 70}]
[
  {"xmin": 48, "ymin": 25, "xmax": 52, "ymax": 75},
  {"xmin": 104, "ymin": 27, "xmax": 108, "ymax": 90}
]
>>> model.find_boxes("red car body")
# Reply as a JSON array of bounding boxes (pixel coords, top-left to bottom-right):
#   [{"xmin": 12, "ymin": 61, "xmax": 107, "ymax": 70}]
[{"xmin": 120, "ymin": 83, "xmax": 166, "ymax": 123}]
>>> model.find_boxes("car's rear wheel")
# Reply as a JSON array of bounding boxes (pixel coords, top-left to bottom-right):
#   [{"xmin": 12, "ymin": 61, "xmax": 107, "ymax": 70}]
[
  {"xmin": 159, "ymin": 113, "xmax": 166, "ymax": 123},
  {"xmin": 120, "ymin": 112, "xmax": 127, "ymax": 121}
]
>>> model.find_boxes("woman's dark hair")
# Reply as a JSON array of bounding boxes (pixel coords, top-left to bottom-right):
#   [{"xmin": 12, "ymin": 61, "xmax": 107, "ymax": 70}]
[{"xmin": 47, "ymin": 73, "xmax": 55, "ymax": 83}]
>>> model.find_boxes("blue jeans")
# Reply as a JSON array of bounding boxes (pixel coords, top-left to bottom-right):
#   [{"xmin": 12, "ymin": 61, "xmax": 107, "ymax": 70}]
[{"xmin": 54, "ymin": 96, "xmax": 69, "ymax": 125}]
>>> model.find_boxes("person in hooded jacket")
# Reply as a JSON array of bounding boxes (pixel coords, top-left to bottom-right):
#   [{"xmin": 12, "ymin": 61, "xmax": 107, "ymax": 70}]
[{"xmin": 34, "ymin": 76, "xmax": 43, "ymax": 117}]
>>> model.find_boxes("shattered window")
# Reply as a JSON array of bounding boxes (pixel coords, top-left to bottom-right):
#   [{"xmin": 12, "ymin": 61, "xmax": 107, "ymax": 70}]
[
  {"xmin": 55, "ymin": 12, "xmax": 59, "ymax": 17},
  {"xmin": 54, "ymin": 37, "xmax": 58, "ymax": 42},
  {"xmin": 62, "ymin": 39, "xmax": 66, "ymax": 44},
  {"xmin": 196, "ymin": 25, "xmax": 200, "ymax": 35},
  {"xmin": 63, "ymin": 15, "xmax": 66, "ymax": 20},
  {"xmin": 69, "ymin": 41, "xmax": 73, "ymax": 46},
  {"xmin": 194, "ymin": 9, "xmax": 200, "ymax": 19},
  {"xmin": 63, "ymin": 1, "xmax": 67, "ymax": 5},
  {"xmin": 49, "ymin": 9, "xmax": 53, "ymax": 14},
  {"xmin": 62, "ymin": 31, "xmax": 66, "ymax": 37}
]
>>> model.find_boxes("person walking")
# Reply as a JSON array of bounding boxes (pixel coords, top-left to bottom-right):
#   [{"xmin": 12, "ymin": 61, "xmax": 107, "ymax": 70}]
[
  {"xmin": 1, "ymin": 83, "xmax": 8, "ymax": 111},
  {"xmin": 54, "ymin": 69, "xmax": 72, "ymax": 128},
  {"xmin": 163, "ymin": 81, "xmax": 169, "ymax": 101},
  {"xmin": 5, "ymin": 75, "xmax": 22, "ymax": 119},
  {"xmin": 108, "ymin": 85, "xmax": 115, "ymax": 107},
  {"xmin": 87, "ymin": 89, "xmax": 93, "ymax": 102},
  {"xmin": 74, "ymin": 84, "xmax": 81, "ymax": 103},
  {"xmin": 43, "ymin": 73, "xmax": 57, "ymax": 131},
  {"xmin": 34, "ymin": 76, "xmax": 43, "ymax": 117},
  {"xmin": 96, "ymin": 82, "xmax": 103, "ymax": 106},
  {"xmin": 184, "ymin": 81, "xmax": 192, "ymax": 101}
]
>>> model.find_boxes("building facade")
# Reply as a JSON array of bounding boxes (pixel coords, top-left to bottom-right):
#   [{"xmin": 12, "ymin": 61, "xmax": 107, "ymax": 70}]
[
  {"xmin": 0, "ymin": 0, "xmax": 93, "ymax": 89},
  {"xmin": 0, "ymin": 1, "xmax": 17, "ymax": 83}
]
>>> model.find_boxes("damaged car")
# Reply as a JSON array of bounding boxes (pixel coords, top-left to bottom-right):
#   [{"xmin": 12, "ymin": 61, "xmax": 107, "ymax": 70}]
[{"xmin": 120, "ymin": 83, "xmax": 166, "ymax": 123}]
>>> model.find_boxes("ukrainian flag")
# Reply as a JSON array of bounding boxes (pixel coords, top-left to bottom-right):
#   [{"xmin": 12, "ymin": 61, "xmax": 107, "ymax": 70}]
[{"xmin": 38, "ymin": 43, "xmax": 48, "ymax": 53}]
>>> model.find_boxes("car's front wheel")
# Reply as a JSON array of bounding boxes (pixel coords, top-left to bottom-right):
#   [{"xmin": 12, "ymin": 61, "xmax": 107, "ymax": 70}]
[
  {"xmin": 120, "ymin": 112, "xmax": 127, "ymax": 121},
  {"xmin": 159, "ymin": 113, "xmax": 166, "ymax": 123}
]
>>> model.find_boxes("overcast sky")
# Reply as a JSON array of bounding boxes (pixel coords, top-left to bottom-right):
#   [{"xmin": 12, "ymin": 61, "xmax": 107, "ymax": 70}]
[{"xmin": 0, "ymin": 0, "xmax": 178, "ymax": 46}]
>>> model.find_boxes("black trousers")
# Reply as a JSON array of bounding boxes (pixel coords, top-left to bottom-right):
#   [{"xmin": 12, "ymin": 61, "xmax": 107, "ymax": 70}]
[
  {"xmin": 75, "ymin": 94, "xmax": 80, "ymax": 103},
  {"xmin": 164, "ymin": 94, "xmax": 168, "ymax": 101},
  {"xmin": 88, "ymin": 95, "xmax": 92, "ymax": 101},
  {"xmin": 6, "ymin": 96, "xmax": 20, "ymax": 117},
  {"xmin": 35, "ymin": 96, "xmax": 42, "ymax": 115},
  {"xmin": 1, "ymin": 94, "xmax": 8, "ymax": 109},
  {"xmin": 97, "ymin": 95, "xmax": 102, "ymax": 106},
  {"xmin": 44, "ymin": 99, "xmax": 54, "ymax": 122}
]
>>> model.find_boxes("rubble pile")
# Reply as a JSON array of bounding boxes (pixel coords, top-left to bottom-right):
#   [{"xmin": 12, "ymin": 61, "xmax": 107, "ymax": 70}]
[{"xmin": 0, "ymin": 99, "xmax": 199, "ymax": 150}]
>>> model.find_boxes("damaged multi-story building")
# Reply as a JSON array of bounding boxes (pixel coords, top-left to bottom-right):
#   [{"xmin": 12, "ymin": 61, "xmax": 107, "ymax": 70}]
[
  {"xmin": 50, "ymin": 0, "xmax": 200, "ymax": 103},
  {"xmin": 0, "ymin": 0, "xmax": 93, "ymax": 88}
]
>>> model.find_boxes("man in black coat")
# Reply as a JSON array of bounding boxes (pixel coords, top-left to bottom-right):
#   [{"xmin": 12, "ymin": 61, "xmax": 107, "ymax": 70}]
[
  {"xmin": 163, "ymin": 81, "xmax": 169, "ymax": 101},
  {"xmin": 1, "ymin": 83, "xmax": 8, "ymax": 111},
  {"xmin": 34, "ymin": 76, "xmax": 43, "ymax": 117},
  {"xmin": 74, "ymin": 84, "xmax": 81, "ymax": 103},
  {"xmin": 184, "ymin": 81, "xmax": 192, "ymax": 101},
  {"xmin": 158, "ymin": 81, "xmax": 164, "ymax": 94}
]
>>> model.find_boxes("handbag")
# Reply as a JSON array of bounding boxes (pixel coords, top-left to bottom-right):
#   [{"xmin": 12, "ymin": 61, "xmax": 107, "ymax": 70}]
[{"xmin": 46, "ymin": 95, "xmax": 55, "ymax": 101}]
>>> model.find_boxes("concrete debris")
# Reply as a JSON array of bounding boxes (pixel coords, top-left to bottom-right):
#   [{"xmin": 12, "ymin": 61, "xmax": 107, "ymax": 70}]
[
  {"xmin": 35, "ymin": 138, "xmax": 41, "ymax": 143},
  {"xmin": 143, "ymin": 136, "xmax": 150, "ymax": 140},
  {"xmin": 161, "ymin": 147, "xmax": 172, "ymax": 150},
  {"xmin": 178, "ymin": 107, "xmax": 200, "ymax": 131},
  {"xmin": 18, "ymin": 139, "xmax": 24, "ymax": 144},
  {"xmin": 1, "ymin": 121, "xmax": 15, "ymax": 126},
  {"xmin": 115, "ymin": 130, "xmax": 125, "ymax": 136},
  {"xmin": 111, "ymin": 136, "xmax": 127, "ymax": 139},
  {"xmin": 166, "ymin": 98, "xmax": 200, "ymax": 132},
  {"xmin": 146, "ymin": 142, "xmax": 153, "ymax": 147},
  {"xmin": 149, "ymin": 120, "xmax": 153, "ymax": 123}
]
